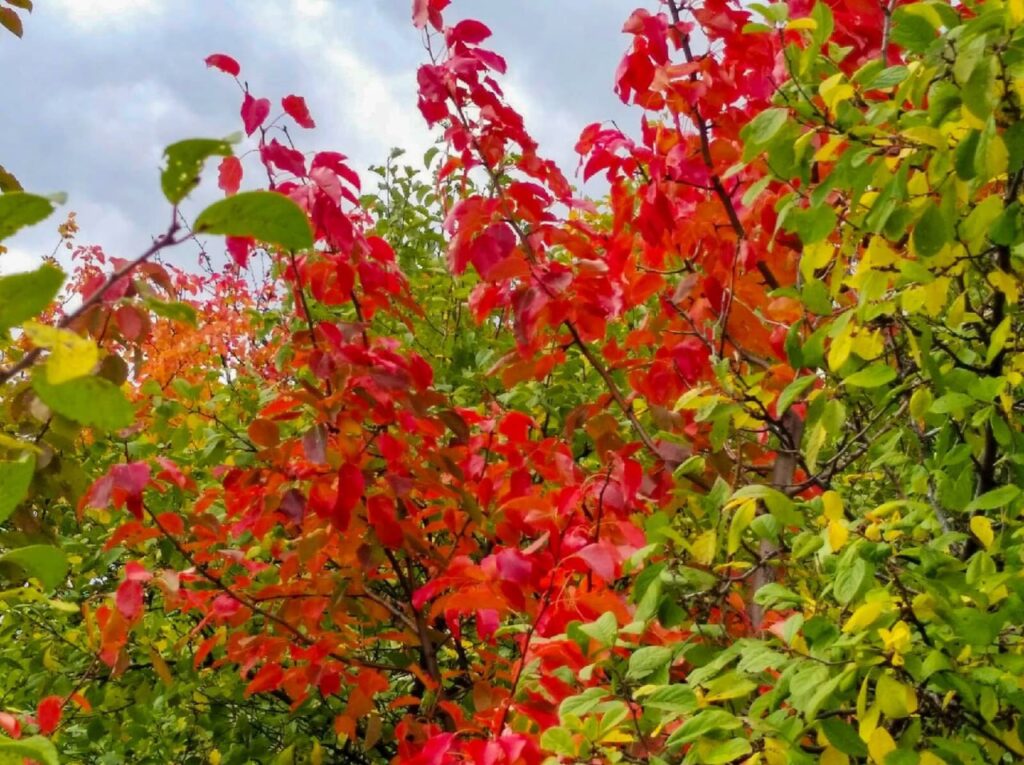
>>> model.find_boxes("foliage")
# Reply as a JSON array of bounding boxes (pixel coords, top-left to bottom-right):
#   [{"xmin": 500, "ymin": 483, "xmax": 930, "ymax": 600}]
[{"xmin": 2, "ymin": 0, "xmax": 1024, "ymax": 763}]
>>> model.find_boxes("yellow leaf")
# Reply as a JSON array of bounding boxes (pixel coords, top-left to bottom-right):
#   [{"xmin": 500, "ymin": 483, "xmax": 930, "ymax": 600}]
[
  {"xmin": 820, "ymin": 74, "xmax": 855, "ymax": 114},
  {"xmin": 843, "ymin": 601, "xmax": 884, "ymax": 633},
  {"xmin": 690, "ymin": 529, "xmax": 717, "ymax": 565},
  {"xmin": 909, "ymin": 388, "xmax": 932, "ymax": 422},
  {"xmin": 785, "ymin": 17, "xmax": 817, "ymax": 30},
  {"xmin": 828, "ymin": 519, "xmax": 849, "ymax": 552},
  {"xmin": 728, "ymin": 499, "xmax": 757, "ymax": 555},
  {"xmin": 986, "ymin": 317, "xmax": 1012, "ymax": 365},
  {"xmin": 801, "ymin": 241, "xmax": 834, "ymax": 281},
  {"xmin": 1011, "ymin": 0, "xmax": 1024, "ymax": 24},
  {"xmin": 948, "ymin": 293, "xmax": 966, "ymax": 328},
  {"xmin": 821, "ymin": 747, "xmax": 850, "ymax": 765},
  {"xmin": 822, "ymin": 491, "xmax": 844, "ymax": 521},
  {"xmin": 983, "ymin": 134, "xmax": 1009, "ymax": 180},
  {"xmin": 814, "ymin": 136, "xmax": 845, "ymax": 163},
  {"xmin": 311, "ymin": 742, "xmax": 323, "ymax": 765},
  {"xmin": 987, "ymin": 270, "xmax": 1020, "ymax": 304},
  {"xmin": 901, "ymin": 126, "xmax": 946, "ymax": 148},
  {"xmin": 149, "ymin": 645, "xmax": 174, "ymax": 686},
  {"xmin": 970, "ymin": 515, "xmax": 994, "ymax": 549},
  {"xmin": 600, "ymin": 729, "xmax": 635, "ymax": 744},
  {"xmin": 851, "ymin": 329, "xmax": 884, "ymax": 360},
  {"xmin": 829, "ymin": 326, "xmax": 854, "ymax": 370},
  {"xmin": 0, "ymin": 433, "xmax": 41, "ymax": 453},
  {"xmin": 868, "ymin": 728, "xmax": 896, "ymax": 764},
  {"xmin": 921, "ymin": 277, "xmax": 950, "ymax": 317},
  {"xmin": 859, "ymin": 700, "xmax": 881, "ymax": 742},
  {"xmin": 23, "ymin": 321, "xmax": 99, "ymax": 384},
  {"xmin": 877, "ymin": 673, "xmax": 918, "ymax": 718},
  {"xmin": 919, "ymin": 752, "xmax": 947, "ymax": 765}
]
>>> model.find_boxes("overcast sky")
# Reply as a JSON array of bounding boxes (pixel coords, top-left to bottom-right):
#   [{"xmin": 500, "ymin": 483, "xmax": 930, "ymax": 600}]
[{"xmin": 0, "ymin": 0, "xmax": 637, "ymax": 274}]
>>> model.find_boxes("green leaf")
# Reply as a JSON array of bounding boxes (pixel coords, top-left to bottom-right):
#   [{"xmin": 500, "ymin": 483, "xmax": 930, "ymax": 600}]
[
  {"xmin": 0, "ymin": 545, "xmax": 68, "ymax": 591},
  {"xmin": 866, "ymin": 65, "xmax": 909, "ymax": 90},
  {"xmin": 753, "ymin": 583, "xmax": 802, "ymax": 608},
  {"xmin": 821, "ymin": 718, "xmax": 867, "ymax": 757},
  {"xmin": 843, "ymin": 363, "xmax": 896, "ymax": 388},
  {"xmin": 833, "ymin": 556, "xmax": 869, "ymax": 606},
  {"xmin": 0, "ymin": 455, "xmax": 35, "ymax": 524},
  {"xmin": 0, "ymin": 264, "xmax": 65, "ymax": 333},
  {"xmin": 665, "ymin": 708, "xmax": 742, "ymax": 747},
  {"xmin": 697, "ymin": 738, "xmax": 752, "ymax": 765},
  {"xmin": 0, "ymin": 736, "xmax": 59, "ymax": 765},
  {"xmin": 777, "ymin": 375, "xmax": 816, "ymax": 415},
  {"xmin": 913, "ymin": 201, "xmax": 950, "ymax": 257},
  {"xmin": 539, "ymin": 727, "xmax": 575, "ymax": 756},
  {"xmin": 643, "ymin": 685, "xmax": 698, "ymax": 715},
  {"xmin": 626, "ymin": 646, "xmax": 673, "ymax": 682},
  {"xmin": 194, "ymin": 191, "xmax": 313, "ymax": 251},
  {"xmin": 32, "ymin": 369, "xmax": 135, "ymax": 431},
  {"xmin": 578, "ymin": 611, "xmax": 618, "ymax": 647},
  {"xmin": 930, "ymin": 392, "xmax": 974, "ymax": 414},
  {"xmin": 145, "ymin": 298, "xmax": 198, "ymax": 326},
  {"xmin": 161, "ymin": 138, "xmax": 234, "ymax": 204},
  {"xmin": 0, "ymin": 192, "xmax": 54, "ymax": 242},
  {"xmin": 743, "ymin": 108, "xmax": 789, "ymax": 148},
  {"xmin": 559, "ymin": 687, "xmax": 608, "ymax": 719},
  {"xmin": 966, "ymin": 485, "xmax": 1021, "ymax": 513}
]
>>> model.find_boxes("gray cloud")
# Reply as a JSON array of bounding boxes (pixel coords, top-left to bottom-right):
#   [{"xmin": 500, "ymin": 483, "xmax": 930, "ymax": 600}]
[{"xmin": 0, "ymin": 0, "xmax": 639, "ymax": 272}]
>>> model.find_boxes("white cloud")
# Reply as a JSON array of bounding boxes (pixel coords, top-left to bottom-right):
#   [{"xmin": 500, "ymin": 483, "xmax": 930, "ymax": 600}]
[
  {"xmin": 0, "ymin": 246, "xmax": 40, "ymax": 275},
  {"xmin": 50, "ymin": 0, "xmax": 164, "ymax": 30},
  {"xmin": 248, "ymin": 2, "xmax": 432, "ymax": 166}
]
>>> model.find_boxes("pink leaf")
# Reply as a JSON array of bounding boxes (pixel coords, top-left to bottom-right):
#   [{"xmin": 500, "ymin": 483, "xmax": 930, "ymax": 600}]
[
  {"xmin": 282, "ymin": 94, "xmax": 316, "ymax": 129},
  {"xmin": 124, "ymin": 561, "xmax": 152, "ymax": 582},
  {"xmin": 116, "ymin": 579, "xmax": 144, "ymax": 620},
  {"xmin": 574, "ymin": 543, "xmax": 617, "ymax": 581},
  {"xmin": 0, "ymin": 711, "xmax": 21, "ymax": 739},
  {"xmin": 260, "ymin": 139, "xmax": 306, "ymax": 177},
  {"xmin": 447, "ymin": 19, "xmax": 491, "ymax": 45},
  {"xmin": 204, "ymin": 53, "xmax": 240, "ymax": 77},
  {"xmin": 241, "ymin": 92, "xmax": 270, "ymax": 136},
  {"xmin": 412, "ymin": 0, "xmax": 450, "ymax": 31}
]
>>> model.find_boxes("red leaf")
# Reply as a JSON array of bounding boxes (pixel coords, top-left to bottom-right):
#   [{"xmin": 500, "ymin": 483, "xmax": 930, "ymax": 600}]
[
  {"xmin": 245, "ymin": 663, "xmax": 284, "ymax": 697},
  {"xmin": 368, "ymin": 495, "xmax": 404, "ymax": 549},
  {"xmin": 332, "ymin": 463, "xmax": 364, "ymax": 531},
  {"xmin": 467, "ymin": 223, "xmax": 516, "ymax": 281},
  {"xmin": 226, "ymin": 237, "xmax": 254, "ymax": 268},
  {"xmin": 204, "ymin": 53, "xmax": 240, "ymax": 77},
  {"xmin": 114, "ymin": 305, "xmax": 144, "ymax": 341},
  {"xmin": 155, "ymin": 512, "xmax": 184, "ymax": 535},
  {"xmin": 241, "ymin": 92, "xmax": 270, "ymax": 136},
  {"xmin": 116, "ymin": 579, "xmax": 144, "ymax": 620},
  {"xmin": 36, "ymin": 696, "xmax": 62, "ymax": 735},
  {"xmin": 282, "ymin": 94, "xmax": 316, "ymax": 129},
  {"xmin": 218, "ymin": 156, "xmax": 242, "ymax": 195}
]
